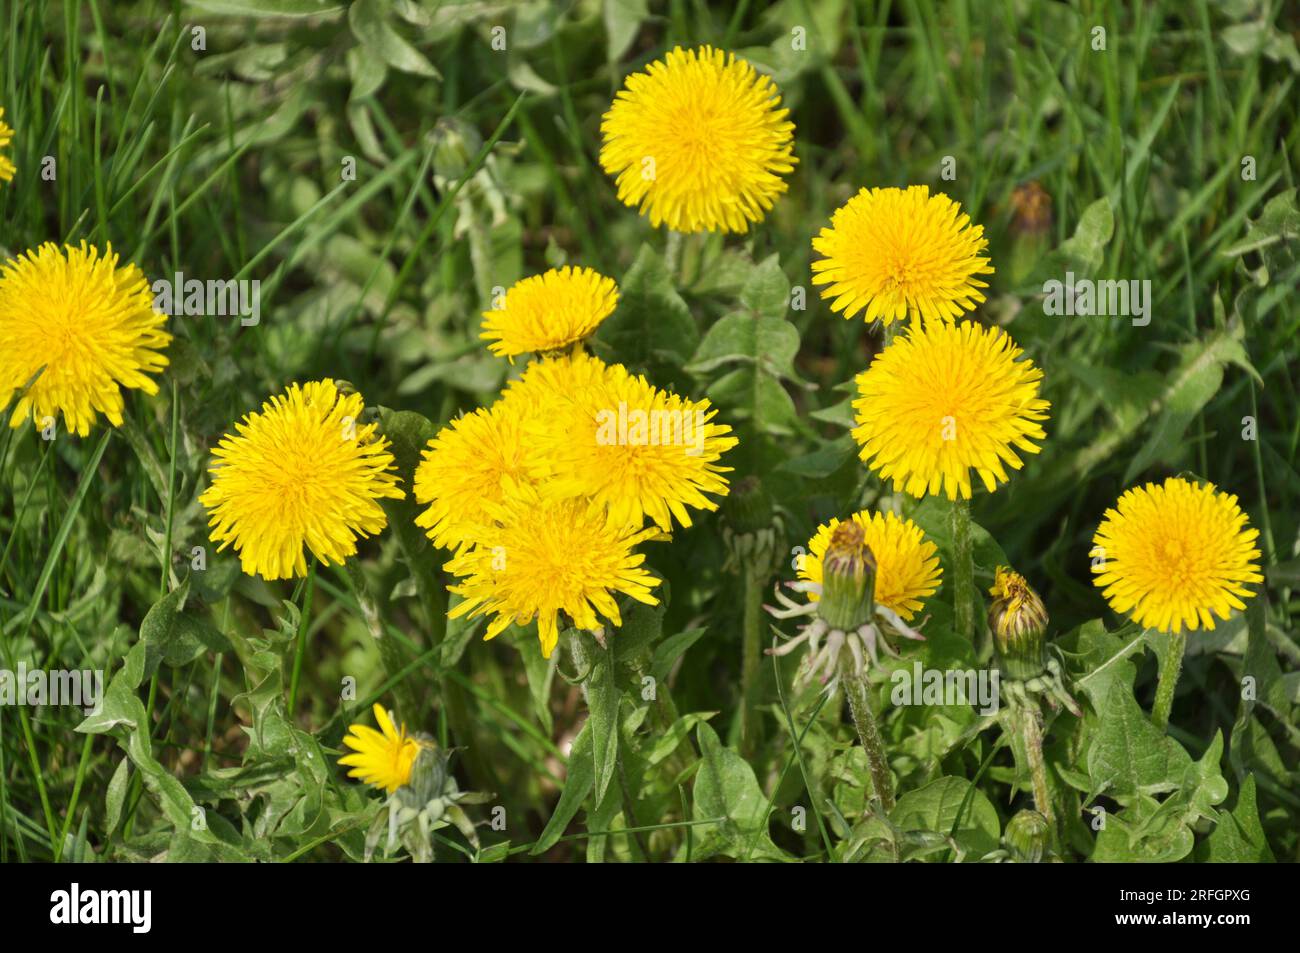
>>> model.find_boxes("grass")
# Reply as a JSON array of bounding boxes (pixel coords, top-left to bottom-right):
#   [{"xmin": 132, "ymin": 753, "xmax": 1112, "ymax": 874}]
[{"xmin": 0, "ymin": 0, "xmax": 1297, "ymax": 863}]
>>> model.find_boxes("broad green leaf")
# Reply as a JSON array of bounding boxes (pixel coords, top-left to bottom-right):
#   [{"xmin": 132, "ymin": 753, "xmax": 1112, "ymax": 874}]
[
  {"xmin": 348, "ymin": 0, "xmax": 440, "ymax": 78},
  {"xmin": 531, "ymin": 724, "xmax": 594, "ymax": 855},
  {"xmin": 1087, "ymin": 680, "xmax": 1191, "ymax": 798},
  {"xmin": 890, "ymin": 776, "xmax": 1001, "ymax": 860},
  {"xmin": 687, "ymin": 722, "xmax": 788, "ymax": 861},
  {"xmin": 604, "ymin": 0, "xmax": 648, "ymax": 62},
  {"xmin": 587, "ymin": 641, "xmax": 621, "ymax": 805},
  {"xmin": 597, "ymin": 243, "xmax": 699, "ymax": 367},
  {"xmin": 1199, "ymin": 775, "xmax": 1274, "ymax": 862},
  {"xmin": 1039, "ymin": 197, "xmax": 1113, "ymax": 276}
]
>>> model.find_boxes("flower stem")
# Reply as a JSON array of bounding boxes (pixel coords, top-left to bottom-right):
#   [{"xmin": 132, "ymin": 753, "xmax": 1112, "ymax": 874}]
[
  {"xmin": 664, "ymin": 229, "xmax": 683, "ymax": 280},
  {"xmin": 740, "ymin": 563, "xmax": 763, "ymax": 756},
  {"xmin": 950, "ymin": 496, "xmax": 976, "ymax": 643},
  {"xmin": 566, "ymin": 629, "xmax": 591, "ymax": 705},
  {"xmin": 1017, "ymin": 705, "xmax": 1054, "ymax": 825},
  {"xmin": 1151, "ymin": 629, "xmax": 1186, "ymax": 731},
  {"xmin": 345, "ymin": 558, "xmax": 415, "ymax": 719},
  {"xmin": 843, "ymin": 669, "xmax": 895, "ymax": 812},
  {"xmin": 288, "ymin": 559, "xmax": 316, "ymax": 713}
]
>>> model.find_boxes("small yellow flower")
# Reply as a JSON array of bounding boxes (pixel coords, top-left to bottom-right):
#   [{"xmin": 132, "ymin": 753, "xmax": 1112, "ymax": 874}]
[
  {"xmin": 852, "ymin": 320, "xmax": 1049, "ymax": 499},
  {"xmin": 812, "ymin": 185, "xmax": 993, "ymax": 325},
  {"xmin": 798, "ymin": 510, "xmax": 942, "ymax": 621},
  {"xmin": 1091, "ymin": 477, "xmax": 1263, "ymax": 633},
  {"xmin": 412, "ymin": 399, "xmax": 549, "ymax": 552},
  {"xmin": 339, "ymin": 703, "xmax": 424, "ymax": 794},
  {"xmin": 445, "ymin": 489, "xmax": 661, "ymax": 658},
  {"xmin": 481, "ymin": 267, "xmax": 618, "ymax": 361},
  {"xmin": 0, "ymin": 107, "xmax": 14, "ymax": 183},
  {"xmin": 0, "ymin": 242, "xmax": 170, "ymax": 436},
  {"xmin": 200, "ymin": 380, "xmax": 404, "ymax": 580},
  {"xmin": 538, "ymin": 365, "xmax": 738, "ymax": 531},
  {"xmin": 600, "ymin": 45, "xmax": 796, "ymax": 234}
]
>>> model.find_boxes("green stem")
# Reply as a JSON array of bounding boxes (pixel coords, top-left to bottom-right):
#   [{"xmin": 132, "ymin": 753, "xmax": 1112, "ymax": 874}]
[
  {"xmin": 951, "ymin": 496, "xmax": 975, "ymax": 644},
  {"xmin": 1017, "ymin": 705, "xmax": 1055, "ymax": 825},
  {"xmin": 843, "ymin": 669, "xmax": 895, "ymax": 812},
  {"xmin": 739, "ymin": 564, "xmax": 763, "ymax": 757},
  {"xmin": 1151, "ymin": 629, "xmax": 1186, "ymax": 731},
  {"xmin": 288, "ymin": 560, "xmax": 316, "ymax": 714},
  {"xmin": 566, "ymin": 629, "xmax": 591, "ymax": 705},
  {"xmin": 664, "ymin": 229, "xmax": 683, "ymax": 279},
  {"xmin": 344, "ymin": 559, "xmax": 414, "ymax": 719}
]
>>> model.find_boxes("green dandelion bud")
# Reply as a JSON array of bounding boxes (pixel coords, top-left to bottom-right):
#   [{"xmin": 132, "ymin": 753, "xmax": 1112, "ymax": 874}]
[
  {"xmin": 1004, "ymin": 808, "xmax": 1052, "ymax": 863},
  {"xmin": 722, "ymin": 475, "xmax": 782, "ymax": 576},
  {"xmin": 988, "ymin": 566, "xmax": 1050, "ymax": 681},
  {"xmin": 818, "ymin": 520, "xmax": 877, "ymax": 631}
]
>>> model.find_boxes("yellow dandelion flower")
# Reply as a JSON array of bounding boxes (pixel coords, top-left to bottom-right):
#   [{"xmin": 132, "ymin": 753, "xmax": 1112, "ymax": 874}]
[
  {"xmin": 200, "ymin": 380, "xmax": 404, "ymax": 580},
  {"xmin": 852, "ymin": 321, "xmax": 1049, "ymax": 500},
  {"xmin": 446, "ymin": 490, "xmax": 661, "ymax": 658},
  {"xmin": 0, "ymin": 107, "xmax": 14, "ymax": 183},
  {"xmin": 0, "ymin": 242, "xmax": 170, "ymax": 436},
  {"xmin": 600, "ymin": 45, "xmax": 796, "ymax": 234},
  {"xmin": 499, "ymin": 346, "xmax": 624, "ymax": 419},
  {"xmin": 798, "ymin": 510, "xmax": 942, "ymax": 621},
  {"xmin": 481, "ymin": 267, "xmax": 618, "ymax": 361},
  {"xmin": 412, "ymin": 399, "xmax": 549, "ymax": 551},
  {"xmin": 811, "ymin": 185, "xmax": 993, "ymax": 325},
  {"xmin": 538, "ymin": 365, "xmax": 738, "ymax": 531},
  {"xmin": 1091, "ymin": 477, "xmax": 1263, "ymax": 633},
  {"xmin": 339, "ymin": 703, "xmax": 425, "ymax": 794}
]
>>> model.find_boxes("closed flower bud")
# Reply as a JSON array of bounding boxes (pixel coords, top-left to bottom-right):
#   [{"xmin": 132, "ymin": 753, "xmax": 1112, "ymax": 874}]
[
  {"xmin": 818, "ymin": 520, "xmax": 876, "ymax": 631},
  {"xmin": 723, "ymin": 475, "xmax": 773, "ymax": 535},
  {"xmin": 1004, "ymin": 808, "xmax": 1052, "ymax": 862},
  {"xmin": 988, "ymin": 566, "xmax": 1049, "ymax": 680},
  {"xmin": 722, "ymin": 476, "xmax": 783, "ymax": 576}
]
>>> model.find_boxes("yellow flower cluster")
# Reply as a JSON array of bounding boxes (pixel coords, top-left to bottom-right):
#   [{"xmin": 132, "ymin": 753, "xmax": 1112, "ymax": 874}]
[
  {"xmin": 801, "ymin": 161, "xmax": 1259, "ymax": 638},
  {"xmin": 416, "ymin": 269, "xmax": 738, "ymax": 658}
]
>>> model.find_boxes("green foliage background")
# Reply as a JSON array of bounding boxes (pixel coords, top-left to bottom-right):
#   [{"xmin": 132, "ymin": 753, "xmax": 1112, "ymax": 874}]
[{"xmin": 0, "ymin": 0, "xmax": 1297, "ymax": 862}]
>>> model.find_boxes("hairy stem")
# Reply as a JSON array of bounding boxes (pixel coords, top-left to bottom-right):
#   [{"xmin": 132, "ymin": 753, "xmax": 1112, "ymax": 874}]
[
  {"xmin": 843, "ymin": 670, "xmax": 895, "ymax": 812},
  {"xmin": 1018, "ymin": 705, "xmax": 1054, "ymax": 825},
  {"xmin": 1151, "ymin": 629, "xmax": 1186, "ymax": 731},
  {"xmin": 664, "ymin": 229, "xmax": 683, "ymax": 279},
  {"xmin": 740, "ymin": 564, "xmax": 763, "ymax": 757}
]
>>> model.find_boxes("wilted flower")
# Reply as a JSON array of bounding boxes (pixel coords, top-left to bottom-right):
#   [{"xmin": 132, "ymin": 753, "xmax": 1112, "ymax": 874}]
[{"xmin": 767, "ymin": 510, "xmax": 940, "ymax": 685}]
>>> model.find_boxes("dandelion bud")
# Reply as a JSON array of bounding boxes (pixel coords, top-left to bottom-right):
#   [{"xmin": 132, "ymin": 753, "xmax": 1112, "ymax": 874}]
[
  {"xmin": 817, "ymin": 520, "xmax": 876, "ymax": 631},
  {"xmin": 722, "ymin": 476, "xmax": 782, "ymax": 576},
  {"xmin": 1007, "ymin": 181, "xmax": 1052, "ymax": 286},
  {"xmin": 988, "ymin": 566, "xmax": 1049, "ymax": 680},
  {"xmin": 723, "ymin": 475, "xmax": 773, "ymax": 535},
  {"xmin": 1004, "ymin": 808, "xmax": 1052, "ymax": 863},
  {"xmin": 397, "ymin": 742, "xmax": 452, "ymax": 810},
  {"xmin": 431, "ymin": 118, "xmax": 481, "ymax": 181}
]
